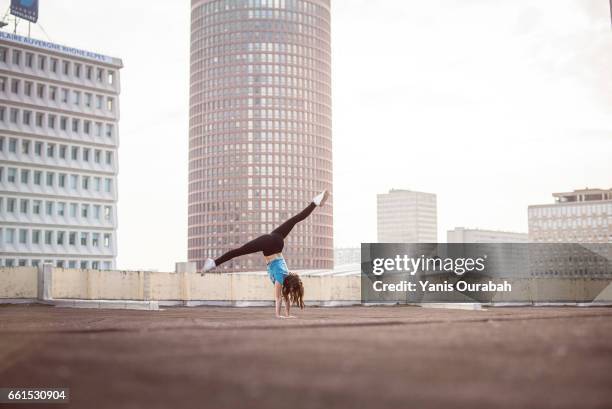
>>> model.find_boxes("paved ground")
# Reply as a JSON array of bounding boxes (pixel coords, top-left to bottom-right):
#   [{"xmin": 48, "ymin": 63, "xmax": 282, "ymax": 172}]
[{"xmin": 1, "ymin": 305, "xmax": 612, "ymax": 409}]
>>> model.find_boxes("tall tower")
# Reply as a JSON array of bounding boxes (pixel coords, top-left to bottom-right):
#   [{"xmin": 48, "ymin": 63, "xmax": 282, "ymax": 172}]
[
  {"xmin": 377, "ymin": 189, "xmax": 437, "ymax": 243},
  {"xmin": 189, "ymin": 0, "xmax": 333, "ymax": 272}
]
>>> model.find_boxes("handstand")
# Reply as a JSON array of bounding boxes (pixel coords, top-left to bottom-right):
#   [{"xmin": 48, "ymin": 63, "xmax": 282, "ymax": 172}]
[{"xmin": 201, "ymin": 190, "xmax": 330, "ymax": 319}]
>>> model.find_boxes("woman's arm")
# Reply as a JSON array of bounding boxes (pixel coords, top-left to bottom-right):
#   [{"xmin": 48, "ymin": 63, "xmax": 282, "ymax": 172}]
[{"xmin": 275, "ymin": 282, "xmax": 283, "ymax": 318}]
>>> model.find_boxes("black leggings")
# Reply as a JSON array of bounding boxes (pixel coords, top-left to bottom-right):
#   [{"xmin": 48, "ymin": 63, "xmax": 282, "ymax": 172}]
[{"xmin": 214, "ymin": 202, "xmax": 316, "ymax": 266}]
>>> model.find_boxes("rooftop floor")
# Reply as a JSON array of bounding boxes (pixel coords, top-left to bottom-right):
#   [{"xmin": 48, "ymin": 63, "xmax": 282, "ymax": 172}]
[{"xmin": 1, "ymin": 305, "xmax": 612, "ymax": 409}]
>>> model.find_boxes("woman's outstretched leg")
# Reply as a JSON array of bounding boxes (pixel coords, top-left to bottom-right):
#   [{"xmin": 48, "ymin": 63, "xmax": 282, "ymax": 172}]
[
  {"xmin": 214, "ymin": 235, "xmax": 271, "ymax": 266},
  {"xmin": 271, "ymin": 190, "xmax": 329, "ymax": 239}
]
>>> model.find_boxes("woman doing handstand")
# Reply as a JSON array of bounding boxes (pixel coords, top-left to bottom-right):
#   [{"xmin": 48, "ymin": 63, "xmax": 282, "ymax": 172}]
[{"xmin": 201, "ymin": 190, "xmax": 329, "ymax": 318}]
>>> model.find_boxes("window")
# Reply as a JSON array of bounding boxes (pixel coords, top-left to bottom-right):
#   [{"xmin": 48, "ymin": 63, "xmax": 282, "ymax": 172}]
[
  {"xmin": 32, "ymin": 230, "xmax": 41, "ymax": 245},
  {"xmin": 94, "ymin": 177, "xmax": 101, "ymax": 192},
  {"xmin": 38, "ymin": 55, "xmax": 46, "ymax": 70},
  {"xmin": 70, "ymin": 175, "xmax": 78, "ymax": 190},
  {"xmin": 71, "ymin": 146, "xmax": 79, "ymax": 160},
  {"xmin": 84, "ymin": 120, "xmax": 91, "ymax": 134},
  {"xmin": 5, "ymin": 229, "xmax": 15, "ymax": 244},
  {"xmin": 37, "ymin": 83, "xmax": 45, "ymax": 98},
  {"xmin": 47, "ymin": 115, "xmax": 56, "ymax": 129},
  {"xmin": 69, "ymin": 232, "xmax": 76, "ymax": 246},
  {"xmin": 11, "ymin": 78, "xmax": 19, "ymax": 93},
  {"xmin": 19, "ymin": 199, "xmax": 28, "ymax": 214},
  {"xmin": 94, "ymin": 150, "xmax": 101, "ymax": 163},
  {"xmin": 59, "ymin": 145, "xmax": 67, "ymax": 159},
  {"xmin": 9, "ymin": 108, "xmax": 18, "ymax": 123},
  {"xmin": 45, "ymin": 201, "xmax": 53, "ymax": 216},
  {"xmin": 86, "ymin": 66, "xmax": 93, "ymax": 80},
  {"xmin": 7, "ymin": 168, "xmax": 16, "ymax": 183},
  {"xmin": 61, "ymin": 88, "xmax": 69, "ymax": 103},
  {"xmin": 96, "ymin": 95, "xmax": 103, "ymax": 109},
  {"xmin": 57, "ymin": 231, "xmax": 65, "ymax": 245},
  {"xmin": 80, "ymin": 261, "xmax": 88, "ymax": 269},
  {"xmin": 104, "ymin": 178, "xmax": 112, "ymax": 193},
  {"xmin": 9, "ymin": 138, "xmax": 17, "ymax": 153},
  {"xmin": 104, "ymin": 206, "xmax": 112, "ymax": 220},
  {"xmin": 0, "ymin": 47, "xmax": 7, "ymax": 63},
  {"xmin": 85, "ymin": 93, "xmax": 92, "ymax": 107},
  {"xmin": 96, "ymin": 68, "xmax": 104, "ymax": 82},
  {"xmin": 25, "ymin": 53, "xmax": 33, "ymax": 68},
  {"xmin": 36, "ymin": 112, "xmax": 44, "ymax": 127},
  {"xmin": 7, "ymin": 198, "xmax": 15, "ymax": 213},
  {"xmin": 95, "ymin": 122, "xmax": 102, "ymax": 136},
  {"xmin": 106, "ymin": 124, "xmax": 114, "ymax": 138},
  {"xmin": 70, "ymin": 203, "xmax": 77, "ymax": 217},
  {"xmin": 33, "ymin": 171, "xmax": 42, "ymax": 185},
  {"xmin": 62, "ymin": 60, "xmax": 70, "ymax": 75},
  {"xmin": 49, "ymin": 86, "xmax": 57, "ymax": 100},
  {"xmin": 46, "ymin": 172, "xmax": 54, "ymax": 187},
  {"xmin": 20, "ymin": 169, "xmax": 29, "ymax": 184},
  {"xmin": 83, "ymin": 148, "xmax": 90, "ymax": 162},
  {"xmin": 74, "ymin": 63, "xmax": 82, "ymax": 78},
  {"xmin": 94, "ymin": 205, "xmax": 101, "ymax": 220},
  {"xmin": 92, "ymin": 233, "xmax": 100, "ymax": 247},
  {"xmin": 108, "ymin": 71, "xmax": 115, "ymax": 85},
  {"xmin": 72, "ymin": 118, "xmax": 79, "ymax": 132},
  {"xmin": 22, "ymin": 110, "xmax": 31, "ymax": 125},
  {"xmin": 57, "ymin": 202, "xmax": 65, "ymax": 216},
  {"xmin": 32, "ymin": 200, "xmax": 41, "ymax": 215},
  {"xmin": 50, "ymin": 58, "xmax": 58, "ymax": 73},
  {"xmin": 0, "ymin": 76, "xmax": 6, "ymax": 92},
  {"xmin": 80, "ymin": 232, "xmax": 88, "ymax": 246},
  {"xmin": 104, "ymin": 233, "xmax": 111, "ymax": 248},
  {"xmin": 24, "ymin": 81, "xmax": 32, "ymax": 96},
  {"xmin": 81, "ymin": 204, "xmax": 89, "ymax": 218},
  {"xmin": 60, "ymin": 117, "xmax": 67, "ymax": 130},
  {"xmin": 105, "ymin": 151, "xmax": 113, "ymax": 165},
  {"xmin": 107, "ymin": 97, "xmax": 114, "ymax": 111},
  {"xmin": 21, "ymin": 140, "xmax": 30, "ymax": 154},
  {"xmin": 34, "ymin": 142, "xmax": 42, "ymax": 156},
  {"xmin": 47, "ymin": 143, "xmax": 55, "ymax": 158},
  {"xmin": 19, "ymin": 229, "xmax": 28, "ymax": 244},
  {"xmin": 72, "ymin": 90, "xmax": 80, "ymax": 105},
  {"xmin": 12, "ymin": 50, "xmax": 21, "ymax": 65},
  {"xmin": 44, "ymin": 231, "xmax": 53, "ymax": 245},
  {"xmin": 58, "ymin": 173, "xmax": 66, "ymax": 188},
  {"xmin": 82, "ymin": 176, "xmax": 90, "ymax": 190}
]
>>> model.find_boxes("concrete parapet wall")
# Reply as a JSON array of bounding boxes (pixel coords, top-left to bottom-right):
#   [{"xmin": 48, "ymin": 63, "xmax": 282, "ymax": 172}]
[
  {"xmin": 1, "ymin": 266, "xmax": 610, "ymax": 305},
  {"xmin": 0, "ymin": 267, "xmax": 361, "ymax": 304}
]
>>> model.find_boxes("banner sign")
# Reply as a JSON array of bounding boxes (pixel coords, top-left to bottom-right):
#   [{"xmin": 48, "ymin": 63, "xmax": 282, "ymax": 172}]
[
  {"xmin": 10, "ymin": 0, "xmax": 39, "ymax": 23},
  {"xmin": 361, "ymin": 243, "xmax": 612, "ymax": 304}
]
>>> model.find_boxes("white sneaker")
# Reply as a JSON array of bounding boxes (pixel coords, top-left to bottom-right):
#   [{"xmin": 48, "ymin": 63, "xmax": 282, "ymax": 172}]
[
  {"xmin": 201, "ymin": 258, "xmax": 216, "ymax": 275},
  {"xmin": 313, "ymin": 190, "xmax": 329, "ymax": 206}
]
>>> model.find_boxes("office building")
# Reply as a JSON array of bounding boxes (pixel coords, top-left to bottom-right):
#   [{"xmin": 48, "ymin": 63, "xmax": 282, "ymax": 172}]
[
  {"xmin": 377, "ymin": 189, "xmax": 437, "ymax": 243},
  {"xmin": 528, "ymin": 188, "xmax": 612, "ymax": 243},
  {"xmin": 188, "ymin": 0, "xmax": 333, "ymax": 271},
  {"xmin": 447, "ymin": 227, "xmax": 528, "ymax": 243},
  {"xmin": 0, "ymin": 32, "xmax": 122, "ymax": 269}
]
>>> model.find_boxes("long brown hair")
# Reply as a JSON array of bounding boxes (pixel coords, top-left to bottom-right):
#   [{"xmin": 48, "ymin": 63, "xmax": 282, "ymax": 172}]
[{"xmin": 282, "ymin": 273, "xmax": 304, "ymax": 309}]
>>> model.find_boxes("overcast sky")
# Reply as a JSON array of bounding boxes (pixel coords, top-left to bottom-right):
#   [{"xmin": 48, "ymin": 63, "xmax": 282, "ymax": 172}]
[{"xmin": 9, "ymin": 0, "xmax": 612, "ymax": 270}]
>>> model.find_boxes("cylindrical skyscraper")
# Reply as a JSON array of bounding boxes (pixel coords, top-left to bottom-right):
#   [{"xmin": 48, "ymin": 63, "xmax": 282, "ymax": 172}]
[{"xmin": 189, "ymin": 0, "xmax": 333, "ymax": 272}]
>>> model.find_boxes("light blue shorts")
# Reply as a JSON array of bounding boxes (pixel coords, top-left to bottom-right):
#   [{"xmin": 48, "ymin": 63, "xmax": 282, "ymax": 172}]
[{"xmin": 267, "ymin": 257, "xmax": 289, "ymax": 285}]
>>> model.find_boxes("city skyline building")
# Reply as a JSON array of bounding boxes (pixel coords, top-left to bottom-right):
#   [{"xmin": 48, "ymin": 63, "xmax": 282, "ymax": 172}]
[
  {"xmin": 377, "ymin": 189, "xmax": 437, "ymax": 243},
  {"xmin": 188, "ymin": 0, "xmax": 333, "ymax": 272},
  {"xmin": 447, "ymin": 227, "xmax": 528, "ymax": 243},
  {"xmin": 0, "ymin": 32, "xmax": 122, "ymax": 269},
  {"xmin": 528, "ymin": 188, "xmax": 612, "ymax": 243}
]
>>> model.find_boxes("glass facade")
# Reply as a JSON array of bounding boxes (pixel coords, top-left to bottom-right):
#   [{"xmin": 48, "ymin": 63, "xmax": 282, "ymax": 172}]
[{"xmin": 188, "ymin": 0, "xmax": 333, "ymax": 271}]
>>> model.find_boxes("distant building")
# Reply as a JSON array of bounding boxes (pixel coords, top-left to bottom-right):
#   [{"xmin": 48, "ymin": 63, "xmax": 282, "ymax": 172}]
[
  {"xmin": 0, "ymin": 33, "xmax": 122, "ymax": 269},
  {"xmin": 377, "ymin": 189, "xmax": 437, "ymax": 243},
  {"xmin": 528, "ymin": 188, "xmax": 612, "ymax": 243},
  {"xmin": 334, "ymin": 247, "xmax": 360, "ymax": 266},
  {"xmin": 447, "ymin": 227, "xmax": 528, "ymax": 243}
]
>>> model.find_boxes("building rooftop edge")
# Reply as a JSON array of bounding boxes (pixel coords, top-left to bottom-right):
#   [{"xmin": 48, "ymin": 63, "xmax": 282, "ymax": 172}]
[{"xmin": 0, "ymin": 32, "xmax": 123, "ymax": 68}]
